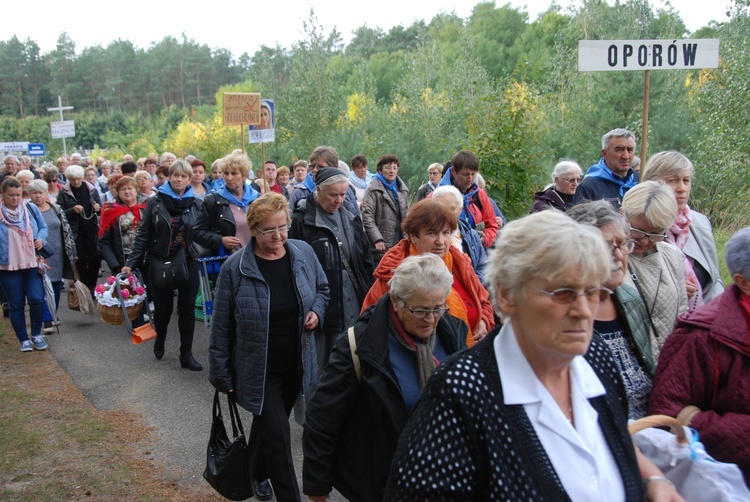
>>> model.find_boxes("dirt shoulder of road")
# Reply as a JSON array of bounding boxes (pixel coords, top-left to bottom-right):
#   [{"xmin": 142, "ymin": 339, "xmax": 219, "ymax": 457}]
[{"xmin": 0, "ymin": 321, "xmax": 221, "ymax": 501}]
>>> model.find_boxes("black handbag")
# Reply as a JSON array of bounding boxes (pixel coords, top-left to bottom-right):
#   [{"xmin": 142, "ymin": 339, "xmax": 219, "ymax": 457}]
[
  {"xmin": 203, "ymin": 391, "xmax": 254, "ymax": 501},
  {"xmin": 150, "ymin": 247, "xmax": 189, "ymax": 290}
]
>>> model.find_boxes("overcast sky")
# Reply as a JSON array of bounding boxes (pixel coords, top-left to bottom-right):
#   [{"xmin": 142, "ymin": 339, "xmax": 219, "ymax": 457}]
[{"xmin": 4, "ymin": 0, "xmax": 733, "ymax": 57}]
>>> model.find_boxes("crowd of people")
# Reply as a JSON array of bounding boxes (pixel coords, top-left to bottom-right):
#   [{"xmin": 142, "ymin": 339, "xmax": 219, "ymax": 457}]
[{"xmin": 1, "ymin": 127, "xmax": 748, "ymax": 500}]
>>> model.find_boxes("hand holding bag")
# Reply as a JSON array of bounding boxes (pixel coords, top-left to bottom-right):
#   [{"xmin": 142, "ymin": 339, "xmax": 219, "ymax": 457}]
[
  {"xmin": 629, "ymin": 414, "xmax": 750, "ymax": 502},
  {"xmin": 150, "ymin": 247, "xmax": 189, "ymax": 290},
  {"xmin": 203, "ymin": 391, "xmax": 254, "ymax": 501}
]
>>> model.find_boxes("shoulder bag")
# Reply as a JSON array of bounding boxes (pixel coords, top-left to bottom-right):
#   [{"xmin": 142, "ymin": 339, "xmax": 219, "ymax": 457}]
[{"xmin": 150, "ymin": 247, "xmax": 189, "ymax": 290}]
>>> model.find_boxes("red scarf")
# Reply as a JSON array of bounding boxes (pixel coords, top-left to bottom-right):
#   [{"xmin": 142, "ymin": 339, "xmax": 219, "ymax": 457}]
[{"xmin": 98, "ymin": 202, "xmax": 145, "ymax": 237}]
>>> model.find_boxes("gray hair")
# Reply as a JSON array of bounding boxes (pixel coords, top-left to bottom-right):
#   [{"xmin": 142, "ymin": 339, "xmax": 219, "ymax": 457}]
[
  {"xmin": 432, "ymin": 185, "xmax": 462, "ymax": 206},
  {"xmin": 337, "ymin": 160, "xmax": 350, "ymax": 175},
  {"xmin": 160, "ymin": 152, "xmax": 176, "ymax": 164},
  {"xmin": 168, "ymin": 159, "xmax": 193, "ymax": 176},
  {"xmin": 65, "ymin": 164, "xmax": 85, "ymax": 179},
  {"xmin": 602, "ymin": 128, "xmax": 636, "ymax": 150},
  {"xmin": 388, "ymin": 254, "xmax": 453, "ymax": 303},
  {"xmin": 427, "ymin": 162, "xmax": 443, "ymax": 174},
  {"xmin": 725, "ymin": 227, "xmax": 750, "ymax": 280},
  {"xmin": 316, "ymin": 173, "xmax": 348, "ymax": 192},
  {"xmin": 15, "ymin": 169, "xmax": 35, "ymax": 182},
  {"xmin": 28, "ymin": 179, "xmax": 48, "ymax": 194},
  {"xmin": 566, "ymin": 200, "xmax": 628, "ymax": 235},
  {"xmin": 485, "ymin": 211, "xmax": 611, "ymax": 314},
  {"xmin": 551, "ymin": 160, "xmax": 582, "ymax": 183},
  {"xmin": 621, "ymin": 181, "xmax": 677, "ymax": 233},
  {"xmin": 4, "ymin": 155, "xmax": 19, "ymax": 164},
  {"xmin": 641, "ymin": 150, "xmax": 694, "ymax": 182}
]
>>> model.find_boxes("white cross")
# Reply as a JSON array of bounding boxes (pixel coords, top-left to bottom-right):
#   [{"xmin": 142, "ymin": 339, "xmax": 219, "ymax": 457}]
[{"xmin": 47, "ymin": 95, "xmax": 74, "ymax": 155}]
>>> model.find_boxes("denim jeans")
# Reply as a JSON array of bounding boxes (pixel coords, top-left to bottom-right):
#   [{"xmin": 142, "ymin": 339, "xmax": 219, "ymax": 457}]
[
  {"xmin": 42, "ymin": 280, "xmax": 62, "ymax": 323},
  {"xmin": 0, "ymin": 267, "xmax": 45, "ymax": 342}
]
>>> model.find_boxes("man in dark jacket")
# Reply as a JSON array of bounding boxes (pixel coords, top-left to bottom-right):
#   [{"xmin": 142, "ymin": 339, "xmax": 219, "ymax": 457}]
[{"xmin": 289, "ymin": 167, "xmax": 375, "ymax": 368}]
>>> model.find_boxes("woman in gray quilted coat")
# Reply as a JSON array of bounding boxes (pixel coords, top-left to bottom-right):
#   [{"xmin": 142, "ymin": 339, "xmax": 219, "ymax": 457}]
[{"xmin": 208, "ymin": 193, "xmax": 329, "ymax": 502}]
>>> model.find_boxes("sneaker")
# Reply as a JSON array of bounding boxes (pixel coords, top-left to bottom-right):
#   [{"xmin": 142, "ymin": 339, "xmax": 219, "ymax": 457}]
[
  {"xmin": 43, "ymin": 321, "xmax": 55, "ymax": 334},
  {"xmin": 31, "ymin": 335, "xmax": 48, "ymax": 350},
  {"xmin": 20, "ymin": 340, "xmax": 33, "ymax": 352}
]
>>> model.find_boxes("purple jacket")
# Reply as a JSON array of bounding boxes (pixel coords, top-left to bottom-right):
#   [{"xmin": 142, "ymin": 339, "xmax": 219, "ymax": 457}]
[{"xmin": 648, "ymin": 284, "xmax": 750, "ymax": 485}]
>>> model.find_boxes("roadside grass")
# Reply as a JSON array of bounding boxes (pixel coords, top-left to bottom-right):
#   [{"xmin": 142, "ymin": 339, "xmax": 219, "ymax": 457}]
[{"xmin": 0, "ymin": 321, "xmax": 217, "ymax": 501}]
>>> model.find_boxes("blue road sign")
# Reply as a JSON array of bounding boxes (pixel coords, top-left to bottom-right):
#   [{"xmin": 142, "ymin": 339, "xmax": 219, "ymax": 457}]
[{"xmin": 28, "ymin": 143, "xmax": 45, "ymax": 157}]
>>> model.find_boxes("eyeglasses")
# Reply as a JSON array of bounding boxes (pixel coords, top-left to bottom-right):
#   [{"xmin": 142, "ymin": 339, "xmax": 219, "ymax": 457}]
[
  {"xmin": 47, "ymin": 178, "xmax": 58, "ymax": 183},
  {"xmin": 530, "ymin": 286, "xmax": 613, "ymax": 304},
  {"xmin": 257, "ymin": 224, "xmax": 291, "ymax": 237},
  {"xmin": 629, "ymin": 227, "xmax": 667, "ymax": 243},
  {"xmin": 397, "ymin": 297, "xmax": 450, "ymax": 319},
  {"xmin": 561, "ymin": 177, "xmax": 582, "ymax": 183},
  {"xmin": 608, "ymin": 239, "xmax": 636, "ymax": 255}
]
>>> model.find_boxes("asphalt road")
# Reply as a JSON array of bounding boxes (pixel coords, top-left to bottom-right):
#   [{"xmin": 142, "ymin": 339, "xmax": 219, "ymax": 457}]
[{"xmin": 49, "ymin": 290, "xmax": 345, "ymax": 501}]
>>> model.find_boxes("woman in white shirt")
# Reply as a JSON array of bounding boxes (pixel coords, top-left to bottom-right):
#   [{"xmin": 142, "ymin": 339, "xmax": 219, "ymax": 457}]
[{"xmin": 386, "ymin": 210, "xmax": 682, "ymax": 502}]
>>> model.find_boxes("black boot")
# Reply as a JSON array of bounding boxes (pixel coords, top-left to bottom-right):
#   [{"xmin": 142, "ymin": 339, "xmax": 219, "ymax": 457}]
[
  {"xmin": 153, "ymin": 336, "xmax": 165, "ymax": 360},
  {"xmin": 179, "ymin": 353, "xmax": 203, "ymax": 371}
]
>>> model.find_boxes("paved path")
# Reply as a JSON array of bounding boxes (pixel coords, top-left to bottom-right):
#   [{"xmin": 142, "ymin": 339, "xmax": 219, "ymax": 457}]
[{"xmin": 49, "ymin": 296, "xmax": 344, "ymax": 500}]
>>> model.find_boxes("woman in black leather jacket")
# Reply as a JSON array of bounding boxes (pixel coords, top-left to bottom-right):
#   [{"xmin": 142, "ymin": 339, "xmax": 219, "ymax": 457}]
[{"xmin": 122, "ymin": 159, "xmax": 203, "ymax": 371}]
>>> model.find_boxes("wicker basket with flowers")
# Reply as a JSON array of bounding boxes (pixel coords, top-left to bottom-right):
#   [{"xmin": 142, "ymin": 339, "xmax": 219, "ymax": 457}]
[{"xmin": 95, "ymin": 274, "xmax": 147, "ymax": 325}]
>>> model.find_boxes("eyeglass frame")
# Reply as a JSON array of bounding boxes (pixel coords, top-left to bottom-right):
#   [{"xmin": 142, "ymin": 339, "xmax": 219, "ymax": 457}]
[
  {"xmin": 560, "ymin": 176, "xmax": 583, "ymax": 183},
  {"xmin": 529, "ymin": 286, "xmax": 613, "ymax": 305},
  {"xmin": 396, "ymin": 296, "xmax": 450, "ymax": 319},
  {"xmin": 629, "ymin": 227, "xmax": 667, "ymax": 243},
  {"xmin": 256, "ymin": 224, "xmax": 292, "ymax": 237},
  {"xmin": 608, "ymin": 239, "xmax": 636, "ymax": 255}
]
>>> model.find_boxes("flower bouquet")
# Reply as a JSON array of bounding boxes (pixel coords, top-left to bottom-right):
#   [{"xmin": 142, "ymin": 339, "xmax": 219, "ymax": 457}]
[{"xmin": 95, "ymin": 274, "xmax": 147, "ymax": 325}]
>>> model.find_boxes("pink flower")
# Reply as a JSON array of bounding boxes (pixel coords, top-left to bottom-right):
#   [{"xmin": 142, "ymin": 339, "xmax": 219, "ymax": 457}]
[
  {"xmin": 135, "ymin": 286, "xmax": 146, "ymax": 295},
  {"xmin": 128, "ymin": 275, "xmax": 135, "ymax": 285},
  {"xmin": 95, "ymin": 284, "xmax": 105, "ymax": 294},
  {"xmin": 121, "ymin": 290, "xmax": 131, "ymax": 299},
  {"xmin": 106, "ymin": 276, "xmax": 116, "ymax": 285}
]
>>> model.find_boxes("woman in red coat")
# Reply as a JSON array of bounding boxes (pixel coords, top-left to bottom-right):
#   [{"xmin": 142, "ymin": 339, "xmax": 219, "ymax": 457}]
[{"xmin": 648, "ymin": 226, "xmax": 750, "ymax": 485}]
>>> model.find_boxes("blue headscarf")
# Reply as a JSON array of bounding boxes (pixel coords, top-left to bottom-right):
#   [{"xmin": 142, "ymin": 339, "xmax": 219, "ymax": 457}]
[
  {"xmin": 584, "ymin": 158, "xmax": 638, "ymax": 197},
  {"xmin": 302, "ymin": 172, "xmax": 317, "ymax": 192},
  {"xmin": 216, "ymin": 183, "xmax": 259, "ymax": 208}
]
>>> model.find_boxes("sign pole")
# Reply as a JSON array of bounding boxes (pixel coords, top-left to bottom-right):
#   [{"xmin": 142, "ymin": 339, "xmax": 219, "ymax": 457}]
[
  {"xmin": 261, "ymin": 143, "xmax": 266, "ymax": 167},
  {"xmin": 47, "ymin": 95, "xmax": 74, "ymax": 156},
  {"xmin": 641, "ymin": 70, "xmax": 650, "ymax": 167},
  {"xmin": 240, "ymin": 125, "xmax": 245, "ymax": 152}
]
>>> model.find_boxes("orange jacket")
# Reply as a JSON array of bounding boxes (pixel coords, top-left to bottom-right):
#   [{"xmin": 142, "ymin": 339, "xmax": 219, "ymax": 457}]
[{"xmin": 361, "ymin": 239, "xmax": 495, "ymax": 335}]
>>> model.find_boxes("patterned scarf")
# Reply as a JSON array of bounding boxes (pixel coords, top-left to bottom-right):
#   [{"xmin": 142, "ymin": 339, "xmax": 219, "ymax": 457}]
[
  {"xmin": 668, "ymin": 206, "xmax": 703, "ymax": 310},
  {"xmin": 408, "ymin": 242, "xmax": 470, "ymax": 339},
  {"xmin": 0, "ymin": 200, "xmax": 34, "ymax": 251}
]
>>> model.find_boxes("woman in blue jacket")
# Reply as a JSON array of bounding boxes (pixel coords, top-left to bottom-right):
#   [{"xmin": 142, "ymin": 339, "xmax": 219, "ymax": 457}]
[
  {"xmin": 208, "ymin": 193, "xmax": 329, "ymax": 502},
  {"xmin": 0, "ymin": 177, "xmax": 49, "ymax": 352}
]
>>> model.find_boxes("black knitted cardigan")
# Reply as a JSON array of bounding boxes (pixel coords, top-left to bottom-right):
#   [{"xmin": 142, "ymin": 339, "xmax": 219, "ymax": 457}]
[{"xmin": 384, "ymin": 327, "xmax": 645, "ymax": 501}]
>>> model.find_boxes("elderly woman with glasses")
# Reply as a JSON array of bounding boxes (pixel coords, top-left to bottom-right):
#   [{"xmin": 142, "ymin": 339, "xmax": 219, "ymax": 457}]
[
  {"xmin": 385, "ymin": 210, "xmax": 681, "ymax": 502},
  {"xmin": 568, "ymin": 200, "xmax": 656, "ymax": 419},
  {"xmin": 303, "ymin": 254, "xmax": 467, "ymax": 502},
  {"xmin": 621, "ymin": 181, "xmax": 687, "ymax": 361},
  {"xmin": 641, "ymin": 151, "xmax": 724, "ymax": 308},
  {"xmin": 531, "ymin": 160, "xmax": 583, "ymax": 213},
  {"xmin": 209, "ymin": 193, "xmax": 329, "ymax": 502}
]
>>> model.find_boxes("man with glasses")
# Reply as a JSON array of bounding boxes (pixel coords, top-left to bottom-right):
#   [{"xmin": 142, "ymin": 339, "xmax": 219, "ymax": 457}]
[
  {"xmin": 288, "ymin": 146, "xmax": 359, "ymax": 215},
  {"xmin": 290, "ymin": 166, "xmax": 374, "ymax": 368},
  {"xmin": 574, "ymin": 128, "xmax": 639, "ymax": 209}
]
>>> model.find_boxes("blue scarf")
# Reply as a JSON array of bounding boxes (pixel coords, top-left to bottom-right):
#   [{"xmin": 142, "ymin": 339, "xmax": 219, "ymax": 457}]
[
  {"xmin": 302, "ymin": 172, "xmax": 317, "ymax": 192},
  {"xmin": 348, "ymin": 170, "xmax": 373, "ymax": 190},
  {"xmin": 584, "ymin": 158, "xmax": 638, "ymax": 197},
  {"xmin": 158, "ymin": 181, "xmax": 195, "ymax": 200},
  {"xmin": 374, "ymin": 173, "xmax": 399, "ymax": 202},
  {"xmin": 216, "ymin": 184, "xmax": 259, "ymax": 208}
]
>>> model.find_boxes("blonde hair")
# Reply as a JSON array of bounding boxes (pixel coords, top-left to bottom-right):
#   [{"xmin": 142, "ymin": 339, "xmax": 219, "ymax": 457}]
[
  {"xmin": 621, "ymin": 180, "xmax": 678, "ymax": 233},
  {"xmin": 641, "ymin": 151, "xmax": 694, "ymax": 182},
  {"xmin": 222, "ymin": 152, "xmax": 252, "ymax": 177},
  {"xmin": 246, "ymin": 192, "xmax": 290, "ymax": 229},
  {"xmin": 485, "ymin": 211, "xmax": 611, "ymax": 314}
]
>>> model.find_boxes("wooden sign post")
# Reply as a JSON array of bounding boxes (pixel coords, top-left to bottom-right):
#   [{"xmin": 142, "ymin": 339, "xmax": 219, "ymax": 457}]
[{"xmin": 222, "ymin": 92, "xmax": 261, "ymax": 152}]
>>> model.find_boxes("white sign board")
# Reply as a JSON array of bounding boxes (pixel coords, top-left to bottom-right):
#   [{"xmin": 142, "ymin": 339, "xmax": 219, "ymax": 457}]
[
  {"xmin": 0, "ymin": 141, "xmax": 29, "ymax": 152},
  {"xmin": 51, "ymin": 120, "xmax": 76, "ymax": 139},
  {"xmin": 579, "ymin": 39, "xmax": 720, "ymax": 72}
]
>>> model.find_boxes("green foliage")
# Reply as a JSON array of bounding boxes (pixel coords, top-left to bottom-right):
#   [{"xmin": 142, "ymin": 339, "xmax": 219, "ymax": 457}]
[{"xmin": 469, "ymin": 81, "xmax": 548, "ymax": 219}]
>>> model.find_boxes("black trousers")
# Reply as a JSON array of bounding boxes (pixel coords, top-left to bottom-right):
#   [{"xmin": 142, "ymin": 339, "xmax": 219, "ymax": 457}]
[
  {"xmin": 249, "ymin": 334, "xmax": 301, "ymax": 502},
  {"xmin": 75, "ymin": 234, "xmax": 100, "ymax": 293},
  {"xmin": 151, "ymin": 259, "xmax": 200, "ymax": 354}
]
